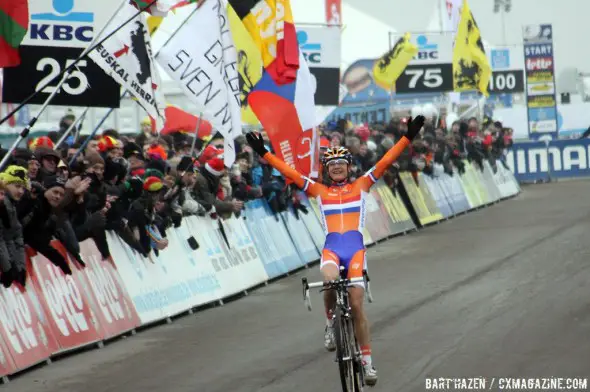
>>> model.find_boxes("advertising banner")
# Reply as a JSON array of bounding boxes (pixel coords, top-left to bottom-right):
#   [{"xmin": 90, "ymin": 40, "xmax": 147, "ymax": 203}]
[
  {"xmin": 77, "ymin": 241, "xmax": 141, "ymax": 339},
  {"xmin": 296, "ymin": 193, "xmax": 327, "ymax": 251},
  {"xmin": 488, "ymin": 47, "xmax": 525, "ymax": 95},
  {"xmin": 392, "ymin": 33, "xmax": 454, "ymax": 94},
  {"xmin": 325, "ymin": 0, "xmax": 342, "ymax": 25},
  {"xmin": 373, "ymin": 181, "xmax": 416, "ymax": 233},
  {"xmin": 399, "ymin": 173, "xmax": 443, "ymax": 225},
  {"xmin": 507, "ymin": 139, "xmax": 590, "ymax": 182},
  {"xmin": 0, "ymin": 282, "xmax": 58, "ymax": 372},
  {"xmin": 279, "ymin": 210, "xmax": 320, "ymax": 264},
  {"xmin": 421, "ymin": 174, "xmax": 452, "ymax": 218},
  {"xmin": 2, "ymin": 0, "xmax": 122, "ymax": 107},
  {"xmin": 363, "ymin": 191, "xmax": 394, "ymax": 242},
  {"xmin": 243, "ymin": 201, "xmax": 290, "ymax": 279},
  {"xmin": 296, "ymin": 25, "xmax": 341, "ymax": 105},
  {"xmin": 523, "ymin": 24, "xmax": 558, "ymax": 138},
  {"xmin": 28, "ymin": 246, "xmax": 102, "ymax": 351}
]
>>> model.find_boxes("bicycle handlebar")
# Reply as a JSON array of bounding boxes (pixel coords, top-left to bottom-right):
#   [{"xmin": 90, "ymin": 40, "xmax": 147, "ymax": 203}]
[{"xmin": 301, "ymin": 269, "xmax": 374, "ymax": 311}]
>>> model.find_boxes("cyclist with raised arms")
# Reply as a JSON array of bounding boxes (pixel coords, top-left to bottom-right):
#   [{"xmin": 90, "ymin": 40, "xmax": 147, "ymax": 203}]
[{"xmin": 246, "ymin": 115, "xmax": 425, "ymax": 386}]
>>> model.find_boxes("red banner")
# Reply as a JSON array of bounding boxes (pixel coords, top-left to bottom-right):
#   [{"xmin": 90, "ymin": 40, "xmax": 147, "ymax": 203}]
[
  {"xmin": 0, "ymin": 282, "xmax": 58, "ymax": 372},
  {"xmin": 325, "ymin": 0, "xmax": 342, "ymax": 25},
  {"xmin": 28, "ymin": 246, "xmax": 103, "ymax": 352},
  {"xmin": 77, "ymin": 241, "xmax": 140, "ymax": 339}
]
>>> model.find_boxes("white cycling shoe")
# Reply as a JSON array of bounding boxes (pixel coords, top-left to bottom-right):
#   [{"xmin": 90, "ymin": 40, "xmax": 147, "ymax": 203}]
[
  {"xmin": 363, "ymin": 362, "xmax": 378, "ymax": 386},
  {"xmin": 324, "ymin": 326, "xmax": 336, "ymax": 351}
]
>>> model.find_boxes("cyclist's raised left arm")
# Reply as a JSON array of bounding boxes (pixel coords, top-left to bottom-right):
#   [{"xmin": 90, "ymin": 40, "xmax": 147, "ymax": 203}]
[{"xmin": 364, "ymin": 136, "xmax": 411, "ymax": 183}]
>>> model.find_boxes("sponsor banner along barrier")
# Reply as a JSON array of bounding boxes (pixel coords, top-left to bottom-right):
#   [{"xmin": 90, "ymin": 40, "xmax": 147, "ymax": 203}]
[
  {"xmin": 0, "ymin": 167, "xmax": 520, "ymax": 379},
  {"xmin": 507, "ymin": 138, "xmax": 590, "ymax": 183}
]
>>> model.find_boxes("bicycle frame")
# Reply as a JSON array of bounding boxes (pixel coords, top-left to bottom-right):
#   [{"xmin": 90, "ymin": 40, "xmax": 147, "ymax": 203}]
[{"xmin": 301, "ymin": 267, "xmax": 374, "ymax": 392}]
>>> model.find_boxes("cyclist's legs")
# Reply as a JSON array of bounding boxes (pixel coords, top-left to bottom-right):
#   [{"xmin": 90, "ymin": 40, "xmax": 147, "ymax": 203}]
[
  {"xmin": 320, "ymin": 248, "xmax": 340, "ymax": 320},
  {"xmin": 347, "ymin": 249, "xmax": 372, "ymax": 364}
]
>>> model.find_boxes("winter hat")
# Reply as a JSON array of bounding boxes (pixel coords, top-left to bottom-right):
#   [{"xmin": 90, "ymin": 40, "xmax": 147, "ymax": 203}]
[
  {"xmin": 98, "ymin": 136, "xmax": 118, "ymax": 153},
  {"xmin": 12, "ymin": 148, "xmax": 36, "ymax": 165},
  {"xmin": 143, "ymin": 176, "xmax": 163, "ymax": 192},
  {"xmin": 43, "ymin": 175, "xmax": 66, "ymax": 190},
  {"xmin": 198, "ymin": 144, "xmax": 222, "ymax": 165},
  {"xmin": 0, "ymin": 166, "xmax": 29, "ymax": 186},
  {"xmin": 85, "ymin": 152, "xmax": 105, "ymax": 167},
  {"xmin": 205, "ymin": 157, "xmax": 225, "ymax": 177},
  {"xmin": 28, "ymin": 136, "xmax": 55, "ymax": 151},
  {"xmin": 124, "ymin": 142, "xmax": 145, "ymax": 160},
  {"xmin": 35, "ymin": 147, "xmax": 60, "ymax": 163},
  {"xmin": 145, "ymin": 157, "xmax": 167, "ymax": 179},
  {"xmin": 177, "ymin": 156, "xmax": 196, "ymax": 173},
  {"xmin": 147, "ymin": 144, "xmax": 168, "ymax": 161}
]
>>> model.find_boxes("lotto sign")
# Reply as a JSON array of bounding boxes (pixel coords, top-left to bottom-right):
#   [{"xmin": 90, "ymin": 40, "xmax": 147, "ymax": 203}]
[
  {"xmin": 77, "ymin": 241, "xmax": 140, "ymax": 339},
  {"xmin": 0, "ymin": 283, "xmax": 58, "ymax": 371},
  {"xmin": 28, "ymin": 248, "xmax": 103, "ymax": 350},
  {"xmin": 2, "ymin": 46, "xmax": 120, "ymax": 108},
  {"xmin": 523, "ymin": 24, "xmax": 558, "ymax": 137}
]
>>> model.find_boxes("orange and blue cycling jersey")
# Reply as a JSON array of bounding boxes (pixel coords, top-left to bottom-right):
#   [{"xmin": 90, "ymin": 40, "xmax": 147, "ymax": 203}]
[{"xmin": 262, "ymin": 136, "xmax": 411, "ymax": 280}]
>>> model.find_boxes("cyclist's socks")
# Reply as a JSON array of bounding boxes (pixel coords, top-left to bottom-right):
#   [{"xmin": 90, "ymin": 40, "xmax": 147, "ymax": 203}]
[
  {"xmin": 361, "ymin": 345, "xmax": 372, "ymax": 366},
  {"xmin": 325, "ymin": 309, "xmax": 335, "ymax": 326}
]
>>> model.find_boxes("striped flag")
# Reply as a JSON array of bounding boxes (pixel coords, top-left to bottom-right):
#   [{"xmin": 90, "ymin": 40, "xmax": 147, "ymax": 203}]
[
  {"xmin": 229, "ymin": 0, "xmax": 299, "ymax": 85},
  {"xmin": 0, "ymin": 0, "xmax": 29, "ymax": 68}
]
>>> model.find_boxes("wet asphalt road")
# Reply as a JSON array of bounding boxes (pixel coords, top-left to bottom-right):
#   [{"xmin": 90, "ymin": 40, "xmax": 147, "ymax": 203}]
[{"xmin": 6, "ymin": 181, "xmax": 590, "ymax": 392}]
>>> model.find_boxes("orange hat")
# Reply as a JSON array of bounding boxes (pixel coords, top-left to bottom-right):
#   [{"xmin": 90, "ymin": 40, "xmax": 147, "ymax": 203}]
[
  {"xmin": 28, "ymin": 136, "xmax": 54, "ymax": 151},
  {"xmin": 147, "ymin": 144, "xmax": 168, "ymax": 161},
  {"xmin": 143, "ymin": 176, "xmax": 163, "ymax": 192},
  {"xmin": 98, "ymin": 136, "xmax": 118, "ymax": 152}
]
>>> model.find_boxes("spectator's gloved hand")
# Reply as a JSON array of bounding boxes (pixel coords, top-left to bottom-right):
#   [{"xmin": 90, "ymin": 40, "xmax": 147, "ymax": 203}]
[
  {"xmin": 245, "ymin": 132, "xmax": 268, "ymax": 157},
  {"xmin": 16, "ymin": 268, "xmax": 27, "ymax": 287},
  {"xmin": 29, "ymin": 181, "xmax": 45, "ymax": 199},
  {"xmin": 406, "ymin": 115, "xmax": 426, "ymax": 141},
  {"xmin": 1, "ymin": 268, "xmax": 15, "ymax": 288}
]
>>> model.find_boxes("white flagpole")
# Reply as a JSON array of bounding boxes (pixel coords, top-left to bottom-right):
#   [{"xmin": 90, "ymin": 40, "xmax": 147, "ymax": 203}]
[
  {"xmin": 54, "ymin": 107, "xmax": 90, "ymax": 149},
  {"xmin": 0, "ymin": 0, "xmax": 136, "ymax": 170}
]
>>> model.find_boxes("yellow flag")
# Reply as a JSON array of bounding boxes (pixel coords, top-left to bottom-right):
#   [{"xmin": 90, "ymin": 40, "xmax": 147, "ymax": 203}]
[
  {"xmin": 452, "ymin": 0, "xmax": 491, "ymax": 96},
  {"xmin": 227, "ymin": 4, "xmax": 263, "ymax": 125},
  {"xmin": 147, "ymin": 15, "xmax": 163, "ymax": 36},
  {"xmin": 373, "ymin": 33, "xmax": 418, "ymax": 90}
]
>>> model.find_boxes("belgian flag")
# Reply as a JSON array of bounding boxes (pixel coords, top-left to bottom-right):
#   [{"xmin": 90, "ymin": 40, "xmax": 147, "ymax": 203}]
[
  {"xmin": 373, "ymin": 33, "xmax": 418, "ymax": 90},
  {"xmin": 452, "ymin": 0, "xmax": 491, "ymax": 96}
]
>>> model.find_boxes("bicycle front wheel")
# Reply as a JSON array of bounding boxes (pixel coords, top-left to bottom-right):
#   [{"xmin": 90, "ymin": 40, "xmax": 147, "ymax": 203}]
[{"xmin": 334, "ymin": 306, "xmax": 358, "ymax": 392}]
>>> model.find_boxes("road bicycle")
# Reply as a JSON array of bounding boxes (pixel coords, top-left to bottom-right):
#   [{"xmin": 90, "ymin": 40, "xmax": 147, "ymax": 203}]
[{"xmin": 302, "ymin": 267, "xmax": 374, "ymax": 392}]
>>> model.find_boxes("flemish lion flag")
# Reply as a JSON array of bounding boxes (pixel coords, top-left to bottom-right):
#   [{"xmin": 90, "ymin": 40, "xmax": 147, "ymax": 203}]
[
  {"xmin": 228, "ymin": 4, "xmax": 262, "ymax": 125},
  {"xmin": 373, "ymin": 32, "xmax": 418, "ymax": 91},
  {"xmin": 452, "ymin": 0, "xmax": 491, "ymax": 96},
  {"xmin": 229, "ymin": 0, "xmax": 299, "ymax": 85},
  {"xmin": 0, "ymin": 0, "xmax": 29, "ymax": 68}
]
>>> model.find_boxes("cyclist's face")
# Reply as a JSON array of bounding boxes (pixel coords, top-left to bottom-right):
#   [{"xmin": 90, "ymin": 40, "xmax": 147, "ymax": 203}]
[{"xmin": 327, "ymin": 161, "xmax": 349, "ymax": 182}]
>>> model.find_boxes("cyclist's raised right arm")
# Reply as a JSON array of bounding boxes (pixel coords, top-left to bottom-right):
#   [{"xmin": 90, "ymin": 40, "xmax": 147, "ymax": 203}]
[{"xmin": 262, "ymin": 151, "xmax": 323, "ymax": 197}]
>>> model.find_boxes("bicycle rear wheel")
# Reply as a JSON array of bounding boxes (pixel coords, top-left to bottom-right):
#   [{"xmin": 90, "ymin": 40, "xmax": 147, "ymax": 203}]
[{"xmin": 334, "ymin": 306, "xmax": 358, "ymax": 392}]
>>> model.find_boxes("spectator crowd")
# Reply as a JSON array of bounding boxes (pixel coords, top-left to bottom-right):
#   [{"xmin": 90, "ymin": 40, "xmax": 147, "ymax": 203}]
[{"xmin": 0, "ymin": 111, "xmax": 513, "ymax": 289}]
